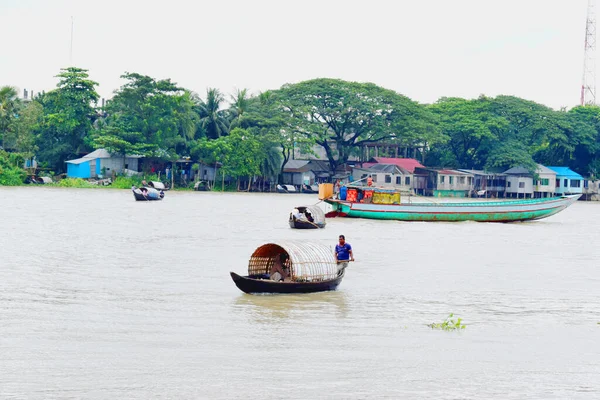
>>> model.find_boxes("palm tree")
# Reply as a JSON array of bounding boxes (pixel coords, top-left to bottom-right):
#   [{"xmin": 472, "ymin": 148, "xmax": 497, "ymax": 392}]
[
  {"xmin": 260, "ymin": 145, "xmax": 282, "ymax": 191},
  {"xmin": 229, "ymin": 88, "xmax": 250, "ymax": 129},
  {"xmin": 0, "ymin": 86, "xmax": 21, "ymax": 148},
  {"xmin": 199, "ymin": 88, "xmax": 229, "ymax": 139}
]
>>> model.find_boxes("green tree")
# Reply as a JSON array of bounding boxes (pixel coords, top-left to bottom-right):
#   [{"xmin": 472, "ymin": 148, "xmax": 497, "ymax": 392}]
[
  {"xmin": 199, "ymin": 88, "xmax": 229, "ymax": 139},
  {"xmin": 7, "ymin": 101, "xmax": 43, "ymax": 157},
  {"xmin": 0, "ymin": 86, "xmax": 21, "ymax": 149},
  {"xmin": 271, "ymin": 78, "xmax": 439, "ymax": 173},
  {"xmin": 35, "ymin": 67, "xmax": 99, "ymax": 171},
  {"xmin": 93, "ymin": 73, "xmax": 200, "ymax": 164}
]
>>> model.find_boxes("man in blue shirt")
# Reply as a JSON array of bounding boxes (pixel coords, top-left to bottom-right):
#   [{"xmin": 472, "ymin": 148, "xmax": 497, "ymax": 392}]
[{"xmin": 335, "ymin": 235, "xmax": 354, "ymax": 273}]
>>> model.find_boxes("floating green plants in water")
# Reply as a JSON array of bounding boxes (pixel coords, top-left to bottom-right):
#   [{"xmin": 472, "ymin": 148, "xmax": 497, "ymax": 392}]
[{"xmin": 429, "ymin": 314, "xmax": 466, "ymax": 331}]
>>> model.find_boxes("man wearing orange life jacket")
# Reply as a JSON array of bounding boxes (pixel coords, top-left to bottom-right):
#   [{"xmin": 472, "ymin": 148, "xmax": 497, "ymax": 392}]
[{"xmin": 367, "ymin": 175, "xmax": 373, "ymax": 187}]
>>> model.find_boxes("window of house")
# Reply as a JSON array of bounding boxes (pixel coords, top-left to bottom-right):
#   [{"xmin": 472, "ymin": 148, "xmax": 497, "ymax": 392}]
[
  {"xmin": 556, "ymin": 179, "xmax": 560, "ymax": 188},
  {"xmin": 449, "ymin": 176, "xmax": 454, "ymax": 185},
  {"xmin": 440, "ymin": 176, "xmax": 445, "ymax": 184},
  {"xmin": 507, "ymin": 181, "xmax": 511, "ymax": 188},
  {"xmin": 564, "ymin": 179, "xmax": 568, "ymax": 187},
  {"xmin": 385, "ymin": 175, "xmax": 391, "ymax": 183},
  {"xmin": 570, "ymin": 180, "xmax": 581, "ymax": 188},
  {"xmin": 124, "ymin": 164, "xmax": 129, "ymax": 169},
  {"xmin": 585, "ymin": 180, "xmax": 589, "ymax": 188},
  {"xmin": 459, "ymin": 176, "xmax": 465, "ymax": 184},
  {"xmin": 468, "ymin": 177, "xmax": 473, "ymax": 185},
  {"xmin": 361, "ymin": 174, "xmax": 367, "ymax": 179},
  {"xmin": 519, "ymin": 182, "xmax": 525, "ymax": 189},
  {"xmin": 396, "ymin": 176, "xmax": 401, "ymax": 185},
  {"xmin": 541, "ymin": 178, "xmax": 549, "ymax": 185},
  {"xmin": 372, "ymin": 175, "xmax": 377, "ymax": 182},
  {"xmin": 405, "ymin": 176, "xmax": 410, "ymax": 185}
]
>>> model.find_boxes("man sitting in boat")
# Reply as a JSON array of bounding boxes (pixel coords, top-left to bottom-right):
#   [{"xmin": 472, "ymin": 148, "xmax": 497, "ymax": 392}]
[
  {"xmin": 292, "ymin": 209, "xmax": 306, "ymax": 221},
  {"xmin": 270, "ymin": 253, "xmax": 290, "ymax": 281}
]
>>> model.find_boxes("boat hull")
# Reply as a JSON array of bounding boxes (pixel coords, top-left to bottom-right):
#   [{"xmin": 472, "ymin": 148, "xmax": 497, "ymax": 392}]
[
  {"xmin": 324, "ymin": 195, "xmax": 580, "ymax": 222},
  {"xmin": 132, "ymin": 188, "xmax": 163, "ymax": 201},
  {"xmin": 230, "ymin": 272, "xmax": 343, "ymax": 294},
  {"xmin": 289, "ymin": 219, "xmax": 326, "ymax": 229}
]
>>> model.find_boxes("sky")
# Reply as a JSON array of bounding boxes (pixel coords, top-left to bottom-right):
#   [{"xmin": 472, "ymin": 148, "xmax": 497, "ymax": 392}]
[{"xmin": 0, "ymin": 0, "xmax": 593, "ymax": 110}]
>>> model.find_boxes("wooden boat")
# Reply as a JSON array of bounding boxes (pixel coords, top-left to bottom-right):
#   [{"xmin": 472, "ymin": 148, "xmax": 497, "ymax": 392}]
[
  {"xmin": 194, "ymin": 180, "xmax": 210, "ymax": 191},
  {"xmin": 289, "ymin": 205, "xmax": 326, "ymax": 229},
  {"xmin": 230, "ymin": 242, "xmax": 345, "ymax": 294},
  {"xmin": 132, "ymin": 186, "xmax": 164, "ymax": 201},
  {"xmin": 148, "ymin": 181, "xmax": 169, "ymax": 191},
  {"xmin": 276, "ymin": 184, "xmax": 297, "ymax": 193},
  {"xmin": 322, "ymin": 185, "xmax": 581, "ymax": 222}
]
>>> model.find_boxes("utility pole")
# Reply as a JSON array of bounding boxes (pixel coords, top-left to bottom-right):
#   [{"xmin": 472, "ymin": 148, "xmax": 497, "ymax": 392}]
[
  {"xmin": 581, "ymin": 0, "xmax": 597, "ymax": 105},
  {"xmin": 70, "ymin": 16, "xmax": 74, "ymax": 65}
]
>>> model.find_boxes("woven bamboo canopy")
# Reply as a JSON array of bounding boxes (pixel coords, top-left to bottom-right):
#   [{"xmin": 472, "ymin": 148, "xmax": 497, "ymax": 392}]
[
  {"xmin": 292, "ymin": 205, "xmax": 326, "ymax": 224},
  {"xmin": 248, "ymin": 242, "xmax": 338, "ymax": 282}
]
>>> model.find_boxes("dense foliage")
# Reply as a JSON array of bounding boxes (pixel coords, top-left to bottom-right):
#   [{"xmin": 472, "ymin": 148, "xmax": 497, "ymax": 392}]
[{"xmin": 2, "ymin": 69, "xmax": 600, "ymax": 187}]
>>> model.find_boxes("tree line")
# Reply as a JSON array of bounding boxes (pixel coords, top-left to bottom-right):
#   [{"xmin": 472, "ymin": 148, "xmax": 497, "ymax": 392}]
[{"xmin": 1, "ymin": 67, "xmax": 600, "ymax": 187}]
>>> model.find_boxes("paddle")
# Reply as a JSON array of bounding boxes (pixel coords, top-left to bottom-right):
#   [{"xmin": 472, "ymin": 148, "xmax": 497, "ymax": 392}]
[{"xmin": 336, "ymin": 259, "xmax": 354, "ymax": 273}]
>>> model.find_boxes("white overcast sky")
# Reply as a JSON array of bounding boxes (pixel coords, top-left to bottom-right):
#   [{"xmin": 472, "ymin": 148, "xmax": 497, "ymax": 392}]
[{"xmin": 0, "ymin": 0, "xmax": 593, "ymax": 110}]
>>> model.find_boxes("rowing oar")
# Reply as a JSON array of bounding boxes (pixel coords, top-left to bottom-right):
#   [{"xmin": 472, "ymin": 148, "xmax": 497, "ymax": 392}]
[{"xmin": 336, "ymin": 259, "xmax": 354, "ymax": 272}]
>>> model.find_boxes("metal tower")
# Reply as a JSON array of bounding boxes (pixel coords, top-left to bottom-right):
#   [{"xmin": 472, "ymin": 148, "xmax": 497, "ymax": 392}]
[{"xmin": 581, "ymin": 0, "xmax": 597, "ymax": 105}]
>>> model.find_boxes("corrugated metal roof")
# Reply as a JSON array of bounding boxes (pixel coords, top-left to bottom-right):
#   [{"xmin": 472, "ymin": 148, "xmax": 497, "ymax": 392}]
[
  {"xmin": 355, "ymin": 164, "xmax": 409, "ymax": 174},
  {"xmin": 536, "ymin": 164, "xmax": 556, "ymax": 175},
  {"xmin": 66, "ymin": 148, "xmax": 141, "ymax": 164},
  {"xmin": 546, "ymin": 166, "xmax": 584, "ymax": 179},
  {"xmin": 365, "ymin": 157, "xmax": 425, "ymax": 173},
  {"xmin": 504, "ymin": 166, "xmax": 531, "ymax": 175}
]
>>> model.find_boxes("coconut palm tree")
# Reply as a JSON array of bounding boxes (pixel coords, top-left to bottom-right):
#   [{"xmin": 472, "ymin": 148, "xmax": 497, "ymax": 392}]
[
  {"xmin": 0, "ymin": 86, "xmax": 21, "ymax": 148},
  {"xmin": 229, "ymin": 88, "xmax": 250, "ymax": 129},
  {"xmin": 260, "ymin": 145, "xmax": 282, "ymax": 190},
  {"xmin": 199, "ymin": 88, "xmax": 229, "ymax": 139}
]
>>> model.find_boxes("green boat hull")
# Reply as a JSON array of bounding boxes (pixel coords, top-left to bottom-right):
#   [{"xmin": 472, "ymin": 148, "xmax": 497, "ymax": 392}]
[{"xmin": 325, "ymin": 195, "xmax": 580, "ymax": 222}]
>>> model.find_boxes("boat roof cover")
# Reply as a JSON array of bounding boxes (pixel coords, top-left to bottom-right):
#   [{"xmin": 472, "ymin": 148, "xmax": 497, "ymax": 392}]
[
  {"xmin": 293, "ymin": 205, "xmax": 326, "ymax": 223},
  {"xmin": 248, "ymin": 241, "xmax": 338, "ymax": 282}
]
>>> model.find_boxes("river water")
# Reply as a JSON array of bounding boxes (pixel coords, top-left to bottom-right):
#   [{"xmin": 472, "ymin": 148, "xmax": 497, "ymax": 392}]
[{"xmin": 1, "ymin": 186, "xmax": 599, "ymax": 399}]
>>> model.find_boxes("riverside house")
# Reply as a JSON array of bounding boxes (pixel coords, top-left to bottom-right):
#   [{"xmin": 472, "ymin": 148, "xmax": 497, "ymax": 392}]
[
  {"xmin": 504, "ymin": 166, "xmax": 534, "ymax": 198},
  {"xmin": 533, "ymin": 164, "xmax": 557, "ymax": 198},
  {"xmin": 351, "ymin": 164, "xmax": 413, "ymax": 193},
  {"xmin": 65, "ymin": 149, "xmax": 141, "ymax": 179},
  {"xmin": 548, "ymin": 167, "xmax": 584, "ymax": 196},
  {"xmin": 458, "ymin": 170, "xmax": 507, "ymax": 198},
  {"xmin": 414, "ymin": 168, "xmax": 474, "ymax": 197}
]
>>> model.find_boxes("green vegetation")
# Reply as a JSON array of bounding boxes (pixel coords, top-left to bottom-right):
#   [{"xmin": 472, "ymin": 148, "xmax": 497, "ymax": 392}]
[
  {"xmin": 428, "ymin": 314, "xmax": 466, "ymax": 331},
  {"xmin": 0, "ymin": 150, "xmax": 26, "ymax": 185},
  {"xmin": 56, "ymin": 178, "xmax": 97, "ymax": 188},
  {"xmin": 2, "ymin": 70, "xmax": 600, "ymax": 187}
]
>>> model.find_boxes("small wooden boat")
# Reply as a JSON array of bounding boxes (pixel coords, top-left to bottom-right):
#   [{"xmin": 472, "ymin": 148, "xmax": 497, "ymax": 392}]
[
  {"xmin": 132, "ymin": 186, "xmax": 164, "ymax": 201},
  {"xmin": 148, "ymin": 181, "xmax": 169, "ymax": 191},
  {"xmin": 194, "ymin": 180, "xmax": 211, "ymax": 191},
  {"xmin": 277, "ymin": 184, "xmax": 297, "ymax": 193},
  {"xmin": 230, "ymin": 242, "xmax": 345, "ymax": 294},
  {"xmin": 322, "ymin": 185, "xmax": 581, "ymax": 222},
  {"xmin": 289, "ymin": 205, "xmax": 326, "ymax": 229}
]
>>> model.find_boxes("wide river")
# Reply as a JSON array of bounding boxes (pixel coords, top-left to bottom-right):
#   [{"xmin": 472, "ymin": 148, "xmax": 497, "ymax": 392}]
[{"xmin": 1, "ymin": 187, "xmax": 599, "ymax": 399}]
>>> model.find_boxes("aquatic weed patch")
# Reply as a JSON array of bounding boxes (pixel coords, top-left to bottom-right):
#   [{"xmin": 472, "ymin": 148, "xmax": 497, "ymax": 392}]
[{"xmin": 429, "ymin": 314, "xmax": 466, "ymax": 331}]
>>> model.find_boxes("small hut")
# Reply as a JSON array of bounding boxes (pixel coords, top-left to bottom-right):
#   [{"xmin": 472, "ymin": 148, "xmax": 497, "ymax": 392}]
[{"xmin": 248, "ymin": 242, "xmax": 338, "ymax": 282}]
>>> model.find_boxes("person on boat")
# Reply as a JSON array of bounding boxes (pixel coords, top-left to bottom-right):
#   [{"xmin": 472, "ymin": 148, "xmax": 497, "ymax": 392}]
[
  {"xmin": 367, "ymin": 175, "xmax": 373, "ymax": 187},
  {"xmin": 305, "ymin": 211, "xmax": 314, "ymax": 223},
  {"xmin": 293, "ymin": 209, "xmax": 306, "ymax": 221},
  {"xmin": 270, "ymin": 253, "xmax": 290, "ymax": 281},
  {"xmin": 141, "ymin": 180, "xmax": 147, "ymax": 187},
  {"xmin": 335, "ymin": 235, "xmax": 354, "ymax": 273}
]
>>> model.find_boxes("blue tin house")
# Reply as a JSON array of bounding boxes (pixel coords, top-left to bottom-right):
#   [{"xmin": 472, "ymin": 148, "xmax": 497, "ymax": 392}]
[
  {"xmin": 66, "ymin": 149, "xmax": 141, "ymax": 179},
  {"xmin": 547, "ymin": 167, "xmax": 584, "ymax": 195}
]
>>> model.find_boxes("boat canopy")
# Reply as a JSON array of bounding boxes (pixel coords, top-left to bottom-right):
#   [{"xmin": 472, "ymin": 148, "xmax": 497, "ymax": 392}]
[
  {"xmin": 248, "ymin": 242, "xmax": 337, "ymax": 282},
  {"xmin": 291, "ymin": 205, "xmax": 326, "ymax": 224}
]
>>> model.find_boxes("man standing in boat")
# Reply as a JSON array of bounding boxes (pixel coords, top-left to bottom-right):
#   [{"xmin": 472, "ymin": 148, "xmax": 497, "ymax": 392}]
[{"xmin": 335, "ymin": 235, "xmax": 354, "ymax": 273}]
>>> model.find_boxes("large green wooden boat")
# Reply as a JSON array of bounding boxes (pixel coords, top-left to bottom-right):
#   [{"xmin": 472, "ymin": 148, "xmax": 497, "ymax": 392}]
[{"xmin": 323, "ymin": 187, "xmax": 581, "ymax": 222}]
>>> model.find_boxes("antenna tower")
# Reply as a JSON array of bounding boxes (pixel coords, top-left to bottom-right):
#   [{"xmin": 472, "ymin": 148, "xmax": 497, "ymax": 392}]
[{"xmin": 581, "ymin": 0, "xmax": 597, "ymax": 105}]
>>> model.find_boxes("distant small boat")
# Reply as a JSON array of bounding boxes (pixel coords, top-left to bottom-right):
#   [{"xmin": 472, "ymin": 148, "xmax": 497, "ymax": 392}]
[
  {"xmin": 300, "ymin": 184, "xmax": 319, "ymax": 194},
  {"xmin": 230, "ymin": 242, "xmax": 345, "ymax": 294},
  {"xmin": 194, "ymin": 180, "xmax": 211, "ymax": 191},
  {"xmin": 322, "ymin": 185, "xmax": 581, "ymax": 222},
  {"xmin": 289, "ymin": 205, "xmax": 326, "ymax": 229},
  {"xmin": 132, "ymin": 186, "xmax": 164, "ymax": 201},
  {"xmin": 148, "ymin": 181, "xmax": 169, "ymax": 191},
  {"xmin": 277, "ymin": 184, "xmax": 297, "ymax": 193}
]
